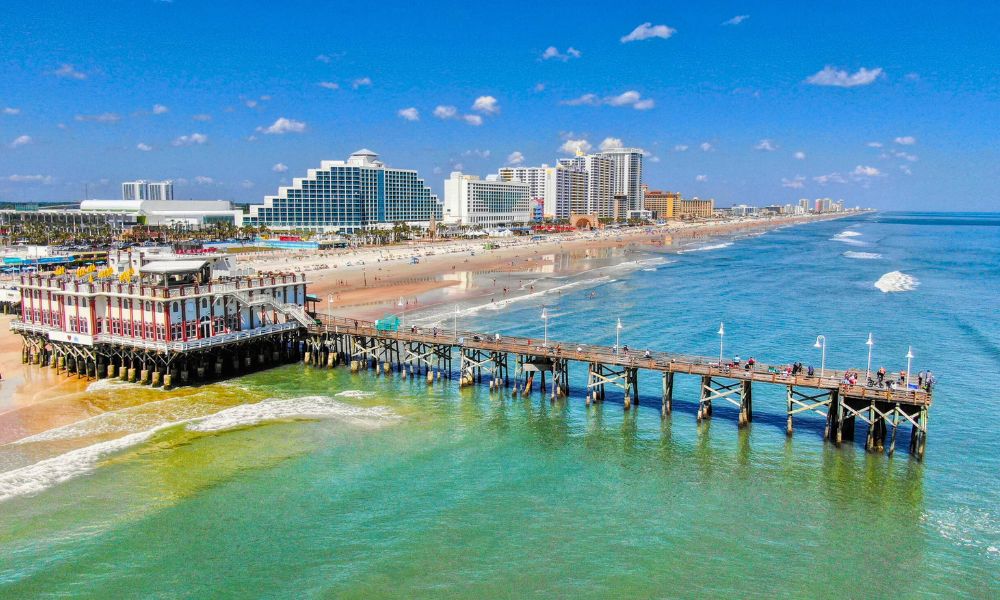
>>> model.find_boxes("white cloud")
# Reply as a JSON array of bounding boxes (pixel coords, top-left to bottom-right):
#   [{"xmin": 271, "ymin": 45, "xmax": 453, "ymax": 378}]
[
  {"xmin": 241, "ymin": 180, "xmax": 254, "ymax": 189},
  {"xmin": 51, "ymin": 64, "xmax": 86, "ymax": 80},
  {"xmin": 905, "ymin": 72, "xmax": 921, "ymax": 82},
  {"xmin": 893, "ymin": 150, "xmax": 918, "ymax": 162},
  {"xmin": 647, "ymin": 154, "xmax": 661, "ymax": 163},
  {"xmin": 462, "ymin": 114, "xmax": 483, "ymax": 126},
  {"xmin": 75, "ymin": 113, "xmax": 121, "ymax": 123},
  {"xmin": 506, "ymin": 151, "xmax": 525, "ymax": 165},
  {"xmin": 541, "ymin": 46, "xmax": 581, "ymax": 61},
  {"xmin": 398, "ymin": 107, "xmax": 419, "ymax": 121},
  {"xmin": 318, "ymin": 81, "xmax": 340, "ymax": 90},
  {"xmin": 152, "ymin": 104, "xmax": 169, "ymax": 115},
  {"xmin": 722, "ymin": 15, "xmax": 750, "ymax": 26},
  {"xmin": 900, "ymin": 165, "xmax": 913, "ymax": 176},
  {"xmin": 606, "ymin": 91, "xmax": 641, "ymax": 106},
  {"xmin": 433, "ymin": 105, "xmax": 457, "ymax": 119},
  {"xmin": 272, "ymin": 163, "xmax": 288, "ymax": 173},
  {"xmin": 700, "ymin": 142, "xmax": 714, "ymax": 152},
  {"xmin": 562, "ymin": 93, "xmax": 601, "ymax": 106},
  {"xmin": 194, "ymin": 176, "xmax": 215, "ymax": 185},
  {"xmin": 432, "ymin": 166, "xmax": 443, "ymax": 175},
  {"xmin": 315, "ymin": 54, "xmax": 332, "ymax": 63},
  {"xmin": 867, "ymin": 141, "xmax": 883, "ymax": 148},
  {"xmin": 814, "ymin": 172, "xmax": 847, "ymax": 184},
  {"xmin": 533, "ymin": 82, "xmax": 546, "ymax": 92},
  {"xmin": 599, "ymin": 137, "xmax": 623, "ymax": 151},
  {"xmin": 472, "ymin": 96, "xmax": 499, "ymax": 114},
  {"xmin": 192, "ymin": 113, "xmax": 212, "ymax": 122},
  {"xmin": 351, "ymin": 77, "xmax": 372, "ymax": 89},
  {"xmin": 563, "ymin": 90, "xmax": 653, "ymax": 110},
  {"xmin": 621, "ymin": 22, "xmax": 676, "ymax": 43},
  {"xmin": 695, "ymin": 174, "xmax": 708, "ymax": 182},
  {"xmin": 3, "ymin": 107, "xmax": 21, "ymax": 115},
  {"xmin": 806, "ymin": 66, "xmax": 884, "ymax": 87},
  {"xmin": 853, "ymin": 165, "xmax": 882, "ymax": 177},
  {"xmin": 463, "ymin": 149, "xmax": 491, "ymax": 158},
  {"xmin": 794, "ymin": 151, "xmax": 806, "ymax": 160},
  {"xmin": 245, "ymin": 99, "xmax": 258, "ymax": 108},
  {"xmin": 172, "ymin": 132, "xmax": 208, "ymax": 146},
  {"xmin": 782, "ymin": 176, "xmax": 806, "ymax": 189},
  {"xmin": 7, "ymin": 174, "xmax": 54, "ymax": 184},
  {"xmin": 894, "ymin": 136, "xmax": 917, "ymax": 145},
  {"xmin": 451, "ymin": 162, "xmax": 464, "ymax": 172},
  {"xmin": 257, "ymin": 117, "xmax": 306, "ymax": 135},
  {"xmin": 136, "ymin": 142, "xmax": 153, "ymax": 152},
  {"xmin": 559, "ymin": 139, "xmax": 592, "ymax": 154},
  {"xmin": 755, "ymin": 139, "xmax": 777, "ymax": 151},
  {"xmin": 9, "ymin": 135, "xmax": 32, "ymax": 148},
  {"xmin": 673, "ymin": 144, "xmax": 689, "ymax": 152}
]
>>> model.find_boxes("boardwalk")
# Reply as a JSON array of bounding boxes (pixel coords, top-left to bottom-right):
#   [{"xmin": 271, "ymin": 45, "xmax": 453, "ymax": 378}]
[{"xmin": 306, "ymin": 315, "xmax": 932, "ymax": 458}]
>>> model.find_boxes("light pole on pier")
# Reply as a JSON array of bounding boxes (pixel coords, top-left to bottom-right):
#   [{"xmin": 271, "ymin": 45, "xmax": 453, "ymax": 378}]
[
  {"xmin": 453, "ymin": 305, "xmax": 459, "ymax": 340},
  {"xmin": 865, "ymin": 332, "xmax": 874, "ymax": 381},
  {"xmin": 398, "ymin": 296, "xmax": 406, "ymax": 330},
  {"xmin": 906, "ymin": 346, "xmax": 914, "ymax": 387},
  {"xmin": 813, "ymin": 335, "xmax": 827, "ymax": 378},
  {"xmin": 616, "ymin": 318, "xmax": 623, "ymax": 352},
  {"xmin": 541, "ymin": 308, "xmax": 549, "ymax": 347},
  {"xmin": 718, "ymin": 322, "xmax": 725, "ymax": 365},
  {"xmin": 328, "ymin": 293, "xmax": 334, "ymax": 317}
]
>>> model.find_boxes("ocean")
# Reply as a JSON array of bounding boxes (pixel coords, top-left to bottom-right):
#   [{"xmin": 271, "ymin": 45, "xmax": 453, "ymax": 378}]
[{"xmin": 1, "ymin": 212, "xmax": 997, "ymax": 597}]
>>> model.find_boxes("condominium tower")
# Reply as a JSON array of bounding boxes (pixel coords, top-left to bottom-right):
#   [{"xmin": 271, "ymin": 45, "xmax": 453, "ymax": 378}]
[
  {"xmin": 245, "ymin": 149, "xmax": 442, "ymax": 232},
  {"xmin": 498, "ymin": 164, "xmax": 588, "ymax": 219},
  {"xmin": 122, "ymin": 180, "xmax": 173, "ymax": 201}
]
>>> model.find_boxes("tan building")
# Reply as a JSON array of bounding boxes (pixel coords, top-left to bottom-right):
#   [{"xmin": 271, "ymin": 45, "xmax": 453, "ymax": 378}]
[
  {"xmin": 643, "ymin": 190, "xmax": 681, "ymax": 219},
  {"xmin": 678, "ymin": 197, "xmax": 714, "ymax": 219}
]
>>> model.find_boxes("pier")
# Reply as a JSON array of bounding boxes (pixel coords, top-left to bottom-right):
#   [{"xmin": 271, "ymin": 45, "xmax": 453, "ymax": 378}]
[{"xmin": 305, "ymin": 315, "xmax": 933, "ymax": 458}]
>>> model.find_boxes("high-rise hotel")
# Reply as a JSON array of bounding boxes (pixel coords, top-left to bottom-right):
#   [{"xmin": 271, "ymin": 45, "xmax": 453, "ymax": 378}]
[{"xmin": 245, "ymin": 150, "xmax": 442, "ymax": 232}]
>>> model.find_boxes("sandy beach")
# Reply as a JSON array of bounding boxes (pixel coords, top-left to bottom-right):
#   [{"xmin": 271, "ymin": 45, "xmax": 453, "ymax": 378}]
[{"xmin": 241, "ymin": 212, "xmax": 853, "ymax": 319}]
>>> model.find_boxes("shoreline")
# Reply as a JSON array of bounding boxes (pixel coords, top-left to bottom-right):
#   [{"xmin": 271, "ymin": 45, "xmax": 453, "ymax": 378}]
[{"xmin": 0, "ymin": 212, "xmax": 854, "ymax": 443}]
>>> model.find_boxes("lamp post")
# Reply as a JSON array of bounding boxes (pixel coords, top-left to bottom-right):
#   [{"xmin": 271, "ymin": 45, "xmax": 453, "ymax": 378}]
[
  {"xmin": 813, "ymin": 335, "xmax": 827, "ymax": 378},
  {"xmin": 865, "ymin": 332, "xmax": 874, "ymax": 381},
  {"xmin": 541, "ymin": 307, "xmax": 549, "ymax": 347},
  {"xmin": 328, "ymin": 293, "xmax": 334, "ymax": 317},
  {"xmin": 718, "ymin": 322, "xmax": 725, "ymax": 365},
  {"xmin": 906, "ymin": 346, "xmax": 914, "ymax": 387},
  {"xmin": 453, "ymin": 305, "xmax": 458, "ymax": 340},
  {"xmin": 398, "ymin": 296, "xmax": 405, "ymax": 330},
  {"xmin": 616, "ymin": 318, "xmax": 623, "ymax": 352}
]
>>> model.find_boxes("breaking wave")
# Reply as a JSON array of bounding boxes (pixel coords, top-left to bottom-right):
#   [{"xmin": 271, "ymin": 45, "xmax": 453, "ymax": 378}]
[
  {"xmin": 187, "ymin": 395, "xmax": 397, "ymax": 433},
  {"xmin": 677, "ymin": 242, "xmax": 733, "ymax": 254},
  {"xmin": 843, "ymin": 251, "xmax": 883, "ymax": 260},
  {"xmin": 0, "ymin": 396, "xmax": 397, "ymax": 502},
  {"xmin": 874, "ymin": 271, "xmax": 919, "ymax": 293},
  {"xmin": 831, "ymin": 231, "xmax": 866, "ymax": 246}
]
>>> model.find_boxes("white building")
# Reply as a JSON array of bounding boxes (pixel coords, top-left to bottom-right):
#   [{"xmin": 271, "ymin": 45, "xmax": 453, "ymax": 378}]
[
  {"xmin": 499, "ymin": 164, "xmax": 588, "ymax": 220},
  {"xmin": 80, "ymin": 199, "xmax": 243, "ymax": 228},
  {"xmin": 730, "ymin": 204, "xmax": 758, "ymax": 217},
  {"xmin": 597, "ymin": 147, "xmax": 644, "ymax": 212},
  {"xmin": 122, "ymin": 180, "xmax": 173, "ymax": 201},
  {"xmin": 443, "ymin": 172, "xmax": 530, "ymax": 227}
]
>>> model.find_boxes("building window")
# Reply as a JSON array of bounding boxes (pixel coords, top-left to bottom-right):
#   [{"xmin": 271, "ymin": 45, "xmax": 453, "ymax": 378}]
[
  {"xmin": 156, "ymin": 325, "xmax": 166, "ymax": 341},
  {"xmin": 170, "ymin": 323, "xmax": 183, "ymax": 340}
]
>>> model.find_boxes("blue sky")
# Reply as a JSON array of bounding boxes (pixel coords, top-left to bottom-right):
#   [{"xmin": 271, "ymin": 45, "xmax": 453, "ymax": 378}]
[{"xmin": 1, "ymin": 1, "xmax": 997, "ymax": 209}]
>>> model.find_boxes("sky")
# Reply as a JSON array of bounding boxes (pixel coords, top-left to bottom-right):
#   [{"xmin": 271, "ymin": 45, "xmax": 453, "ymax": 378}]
[{"xmin": 0, "ymin": 0, "xmax": 998, "ymax": 210}]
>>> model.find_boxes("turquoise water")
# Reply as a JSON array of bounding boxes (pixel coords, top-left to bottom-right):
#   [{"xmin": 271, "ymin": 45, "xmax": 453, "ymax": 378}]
[{"xmin": 1, "ymin": 213, "xmax": 997, "ymax": 597}]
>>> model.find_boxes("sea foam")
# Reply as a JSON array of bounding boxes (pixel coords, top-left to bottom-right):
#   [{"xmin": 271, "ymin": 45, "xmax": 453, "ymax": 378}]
[
  {"xmin": 186, "ymin": 395, "xmax": 396, "ymax": 433},
  {"xmin": 831, "ymin": 231, "xmax": 866, "ymax": 246},
  {"xmin": 874, "ymin": 271, "xmax": 919, "ymax": 293},
  {"xmin": 677, "ymin": 242, "xmax": 733, "ymax": 254},
  {"xmin": 843, "ymin": 251, "xmax": 883, "ymax": 260}
]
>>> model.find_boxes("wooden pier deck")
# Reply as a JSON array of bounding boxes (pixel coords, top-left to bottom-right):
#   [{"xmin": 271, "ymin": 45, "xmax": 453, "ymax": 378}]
[{"xmin": 306, "ymin": 315, "xmax": 933, "ymax": 458}]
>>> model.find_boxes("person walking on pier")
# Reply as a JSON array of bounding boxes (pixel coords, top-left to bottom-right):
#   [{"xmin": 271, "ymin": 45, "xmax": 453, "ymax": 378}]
[{"xmin": 877, "ymin": 366, "xmax": 886, "ymax": 386}]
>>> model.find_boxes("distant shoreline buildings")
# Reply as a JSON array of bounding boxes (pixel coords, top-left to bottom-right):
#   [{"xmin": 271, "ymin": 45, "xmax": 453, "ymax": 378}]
[{"xmin": 1, "ymin": 146, "xmax": 858, "ymax": 236}]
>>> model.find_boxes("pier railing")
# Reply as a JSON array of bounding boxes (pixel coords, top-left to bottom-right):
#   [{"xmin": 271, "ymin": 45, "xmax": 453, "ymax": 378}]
[{"xmin": 309, "ymin": 314, "xmax": 932, "ymax": 407}]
